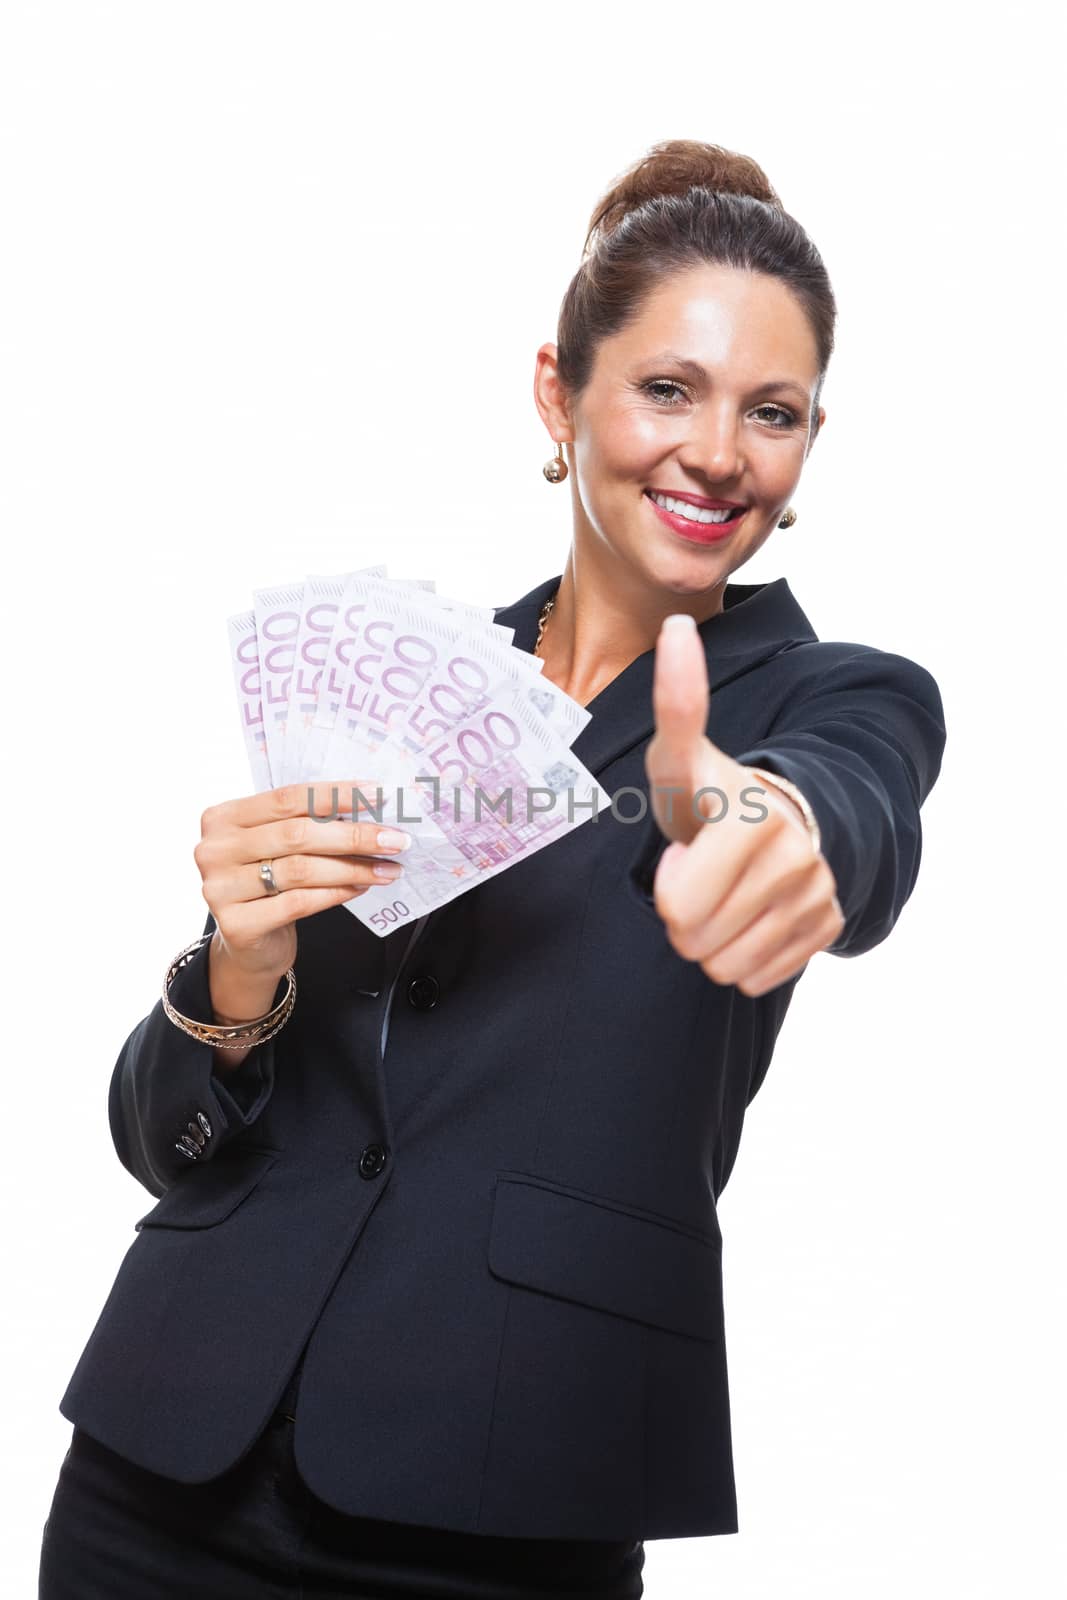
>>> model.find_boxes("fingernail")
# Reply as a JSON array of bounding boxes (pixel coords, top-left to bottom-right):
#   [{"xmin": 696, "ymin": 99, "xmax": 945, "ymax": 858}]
[
  {"xmin": 377, "ymin": 828, "xmax": 412, "ymax": 852},
  {"xmin": 662, "ymin": 613, "xmax": 697, "ymax": 634},
  {"xmin": 373, "ymin": 862, "xmax": 404, "ymax": 879}
]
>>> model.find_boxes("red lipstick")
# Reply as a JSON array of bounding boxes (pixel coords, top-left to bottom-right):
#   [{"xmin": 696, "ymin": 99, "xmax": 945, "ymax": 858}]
[{"xmin": 644, "ymin": 488, "xmax": 746, "ymax": 545}]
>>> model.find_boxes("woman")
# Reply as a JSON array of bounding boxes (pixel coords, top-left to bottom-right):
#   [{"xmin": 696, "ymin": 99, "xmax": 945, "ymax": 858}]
[{"xmin": 40, "ymin": 139, "xmax": 946, "ymax": 1596}]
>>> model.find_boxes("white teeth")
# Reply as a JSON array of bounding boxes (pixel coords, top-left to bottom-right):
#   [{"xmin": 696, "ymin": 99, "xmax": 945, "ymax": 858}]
[{"xmin": 649, "ymin": 491, "xmax": 740, "ymax": 525}]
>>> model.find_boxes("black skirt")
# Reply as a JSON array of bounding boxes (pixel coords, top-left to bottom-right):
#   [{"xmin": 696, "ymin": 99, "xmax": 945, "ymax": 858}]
[{"xmin": 38, "ymin": 1355, "xmax": 646, "ymax": 1598}]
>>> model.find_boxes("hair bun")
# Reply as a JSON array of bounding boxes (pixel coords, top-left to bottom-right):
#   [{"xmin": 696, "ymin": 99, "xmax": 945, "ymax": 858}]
[{"xmin": 584, "ymin": 139, "xmax": 781, "ymax": 255}]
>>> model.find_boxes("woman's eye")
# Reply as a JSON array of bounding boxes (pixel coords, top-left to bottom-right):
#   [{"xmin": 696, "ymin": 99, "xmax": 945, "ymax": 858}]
[
  {"xmin": 642, "ymin": 383, "xmax": 797, "ymax": 428},
  {"xmin": 643, "ymin": 379, "xmax": 689, "ymax": 405},
  {"xmin": 753, "ymin": 403, "xmax": 797, "ymax": 428}
]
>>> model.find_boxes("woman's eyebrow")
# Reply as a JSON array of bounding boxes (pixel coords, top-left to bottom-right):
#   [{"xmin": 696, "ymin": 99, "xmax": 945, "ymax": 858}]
[{"xmin": 639, "ymin": 351, "xmax": 810, "ymax": 404}]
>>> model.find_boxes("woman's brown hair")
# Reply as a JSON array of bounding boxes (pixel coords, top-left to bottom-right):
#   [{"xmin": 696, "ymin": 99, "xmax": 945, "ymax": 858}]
[{"xmin": 556, "ymin": 139, "xmax": 836, "ymax": 432}]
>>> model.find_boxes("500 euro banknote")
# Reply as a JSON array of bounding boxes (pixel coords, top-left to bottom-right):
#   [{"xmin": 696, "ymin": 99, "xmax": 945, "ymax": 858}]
[
  {"xmin": 300, "ymin": 572, "xmax": 514, "ymax": 778},
  {"xmin": 319, "ymin": 686, "xmax": 611, "ymax": 937},
  {"xmin": 227, "ymin": 569, "xmax": 607, "ymax": 935},
  {"xmin": 311, "ymin": 582, "xmax": 589, "ymax": 776}
]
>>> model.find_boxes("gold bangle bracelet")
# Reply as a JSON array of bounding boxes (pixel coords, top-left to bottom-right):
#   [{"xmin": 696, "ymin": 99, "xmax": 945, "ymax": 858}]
[
  {"xmin": 161, "ymin": 932, "xmax": 297, "ymax": 1049},
  {"xmin": 745, "ymin": 767, "xmax": 822, "ymax": 857}
]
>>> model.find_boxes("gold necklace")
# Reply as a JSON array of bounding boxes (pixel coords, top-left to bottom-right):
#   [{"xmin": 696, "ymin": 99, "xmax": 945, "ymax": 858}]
[{"xmin": 533, "ymin": 593, "xmax": 557, "ymax": 657}]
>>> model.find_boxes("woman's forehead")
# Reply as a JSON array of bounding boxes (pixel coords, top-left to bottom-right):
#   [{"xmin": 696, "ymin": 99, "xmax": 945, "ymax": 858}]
[{"xmin": 600, "ymin": 270, "xmax": 821, "ymax": 385}]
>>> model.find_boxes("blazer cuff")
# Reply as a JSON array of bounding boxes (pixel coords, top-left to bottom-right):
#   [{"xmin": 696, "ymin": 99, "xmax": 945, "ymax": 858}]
[
  {"xmin": 108, "ymin": 922, "xmax": 278, "ymax": 1197},
  {"xmin": 732, "ymin": 666, "xmax": 943, "ymax": 957}
]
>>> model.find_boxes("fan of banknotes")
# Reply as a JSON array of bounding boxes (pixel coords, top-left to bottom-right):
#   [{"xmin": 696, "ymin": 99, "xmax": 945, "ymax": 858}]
[{"xmin": 227, "ymin": 566, "xmax": 612, "ymax": 938}]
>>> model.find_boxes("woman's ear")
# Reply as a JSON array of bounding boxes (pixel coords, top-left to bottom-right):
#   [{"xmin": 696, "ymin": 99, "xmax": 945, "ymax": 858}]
[
  {"xmin": 806, "ymin": 405, "xmax": 827, "ymax": 457},
  {"xmin": 533, "ymin": 343, "xmax": 572, "ymax": 442}
]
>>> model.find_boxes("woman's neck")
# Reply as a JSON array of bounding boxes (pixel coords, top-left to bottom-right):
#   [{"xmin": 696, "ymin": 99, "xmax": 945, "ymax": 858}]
[{"xmin": 535, "ymin": 554, "xmax": 726, "ymax": 708}]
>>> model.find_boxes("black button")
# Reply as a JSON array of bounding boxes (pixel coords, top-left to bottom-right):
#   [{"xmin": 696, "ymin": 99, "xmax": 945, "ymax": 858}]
[
  {"xmin": 407, "ymin": 975, "xmax": 440, "ymax": 1011},
  {"xmin": 359, "ymin": 1143, "xmax": 388, "ymax": 1179}
]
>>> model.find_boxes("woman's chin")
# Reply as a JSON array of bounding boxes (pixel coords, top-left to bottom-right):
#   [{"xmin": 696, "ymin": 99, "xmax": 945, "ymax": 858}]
[{"xmin": 634, "ymin": 552, "xmax": 732, "ymax": 598}]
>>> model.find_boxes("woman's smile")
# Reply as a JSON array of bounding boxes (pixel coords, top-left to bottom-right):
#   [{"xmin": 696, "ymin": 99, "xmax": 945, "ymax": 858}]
[{"xmin": 643, "ymin": 486, "xmax": 747, "ymax": 544}]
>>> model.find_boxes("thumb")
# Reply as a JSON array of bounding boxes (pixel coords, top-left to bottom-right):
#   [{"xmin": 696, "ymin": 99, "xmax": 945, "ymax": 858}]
[
  {"xmin": 646, "ymin": 613, "xmax": 712, "ymax": 845},
  {"xmin": 651, "ymin": 614, "xmax": 708, "ymax": 760}
]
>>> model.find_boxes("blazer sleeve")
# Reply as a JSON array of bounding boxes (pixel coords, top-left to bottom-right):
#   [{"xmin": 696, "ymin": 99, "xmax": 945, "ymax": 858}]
[
  {"xmin": 628, "ymin": 647, "xmax": 947, "ymax": 960},
  {"xmin": 108, "ymin": 909, "xmax": 280, "ymax": 1199}
]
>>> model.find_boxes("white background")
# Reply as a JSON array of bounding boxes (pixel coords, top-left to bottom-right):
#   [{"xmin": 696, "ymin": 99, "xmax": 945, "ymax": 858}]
[{"xmin": 3, "ymin": 2, "xmax": 1062, "ymax": 1594}]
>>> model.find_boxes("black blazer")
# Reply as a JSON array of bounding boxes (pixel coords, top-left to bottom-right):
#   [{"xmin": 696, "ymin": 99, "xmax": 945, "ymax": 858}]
[{"xmin": 58, "ymin": 571, "xmax": 947, "ymax": 1541}]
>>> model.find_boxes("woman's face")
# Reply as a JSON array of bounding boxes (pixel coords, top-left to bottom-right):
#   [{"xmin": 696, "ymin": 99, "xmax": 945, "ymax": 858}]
[{"xmin": 536, "ymin": 263, "xmax": 825, "ymax": 601}]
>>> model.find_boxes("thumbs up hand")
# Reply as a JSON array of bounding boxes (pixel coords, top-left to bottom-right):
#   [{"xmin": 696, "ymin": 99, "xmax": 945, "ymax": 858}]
[{"xmin": 644, "ymin": 614, "xmax": 844, "ymax": 997}]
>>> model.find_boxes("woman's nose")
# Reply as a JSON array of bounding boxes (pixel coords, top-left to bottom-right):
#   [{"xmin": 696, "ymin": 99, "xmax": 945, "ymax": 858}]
[
  {"xmin": 682, "ymin": 420, "xmax": 743, "ymax": 486},
  {"xmin": 684, "ymin": 400, "xmax": 742, "ymax": 480}
]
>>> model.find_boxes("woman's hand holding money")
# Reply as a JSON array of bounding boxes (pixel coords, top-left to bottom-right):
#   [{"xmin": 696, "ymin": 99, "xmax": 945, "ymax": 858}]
[{"xmin": 192, "ymin": 779, "xmax": 412, "ymax": 1065}]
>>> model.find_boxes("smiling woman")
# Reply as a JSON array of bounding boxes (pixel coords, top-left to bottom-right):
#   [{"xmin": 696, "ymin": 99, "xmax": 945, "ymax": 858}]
[
  {"xmin": 41, "ymin": 138, "xmax": 945, "ymax": 1599},
  {"xmin": 529, "ymin": 148, "xmax": 839, "ymax": 711}
]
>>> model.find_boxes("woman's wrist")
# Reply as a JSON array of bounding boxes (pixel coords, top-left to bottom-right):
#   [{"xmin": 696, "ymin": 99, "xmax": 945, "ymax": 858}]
[
  {"xmin": 208, "ymin": 931, "xmax": 286, "ymax": 1015},
  {"xmin": 754, "ymin": 774, "xmax": 806, "ymax": 825},
  {"xmin": 744, "ymin": 766, "xmax": 821, "ymax": 854},
  {"xmin": 161, "ymin": 930, "xmax": 294, "ymax": 1077},
  {"xmin": 207, "ymin": 931, "xmax": 288, "ymax": 1059}
]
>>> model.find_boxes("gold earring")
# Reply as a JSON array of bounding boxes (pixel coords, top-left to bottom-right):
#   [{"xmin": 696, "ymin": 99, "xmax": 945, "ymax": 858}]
[
  {"xmin": 543, "ymin": 441, "xmax": 569, "ymax": 483},
  {"xmin": 778, "ymin": 506, "xmax": 797, "ymax": 528}
]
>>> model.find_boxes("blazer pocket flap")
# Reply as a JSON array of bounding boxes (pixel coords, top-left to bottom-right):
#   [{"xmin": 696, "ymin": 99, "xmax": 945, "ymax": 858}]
[
  {"xmin": 488, "ymin": 1173, "xmax": 723, "ymax": 1343},
  {"xmin": 135, "ymin": 1147, "xmax": 279, "ymax": 1231}
]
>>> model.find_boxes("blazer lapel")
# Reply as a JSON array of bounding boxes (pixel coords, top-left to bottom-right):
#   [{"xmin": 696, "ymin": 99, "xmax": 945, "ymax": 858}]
[{"xmin": 494, "ymin": 571, "xmax": 819, "ymax": 778}]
